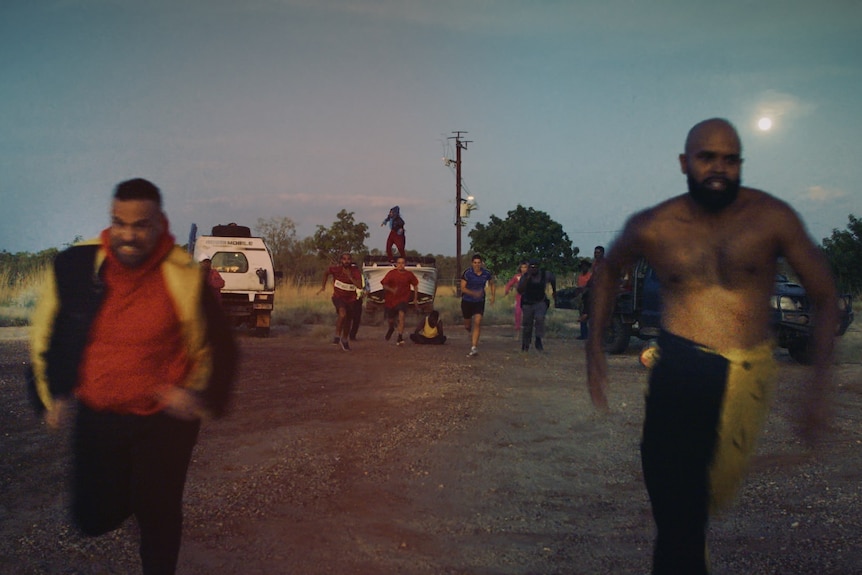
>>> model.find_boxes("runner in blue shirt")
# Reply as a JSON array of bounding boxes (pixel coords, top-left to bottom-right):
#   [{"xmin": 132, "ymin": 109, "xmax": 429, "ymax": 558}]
[{"xmin": 460, "ymin": 254, "xmax": 495, "ymax": 357}]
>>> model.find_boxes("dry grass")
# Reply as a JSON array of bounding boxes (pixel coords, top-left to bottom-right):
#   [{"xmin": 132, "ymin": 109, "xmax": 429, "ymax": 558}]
[
  {"xmin": 0, "ymin": 266, "xmax": 49, "ymax": 327},
  {"xmin": 2, "ymin": 268, "xmax": 858, "ymax": 344}
]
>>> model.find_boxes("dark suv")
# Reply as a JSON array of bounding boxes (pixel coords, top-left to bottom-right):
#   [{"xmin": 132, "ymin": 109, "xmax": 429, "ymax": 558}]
[
  {"xmin": 557, "ymin": 261, "xmax": 854, "ymax": 363},
  {"xmin": 771, "ymin": 273, "xmax": 854, "ymax": 363},
  {"xmin": 556, "ymin": 259, "xmax": 660, "ymax": 354}
]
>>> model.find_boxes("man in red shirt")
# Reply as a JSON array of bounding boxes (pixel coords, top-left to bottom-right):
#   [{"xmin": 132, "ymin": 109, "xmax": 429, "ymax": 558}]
[
  {"xmin": 381, "ymin": 256, "xmax": 419, "ymax": 346},
  {"xmin": 30, "ymin": 178, "xmax": 237, "ymax": 575},
  {"xmin": 318, "ymin": 252, "xmax": 363, "ymax": 350}
]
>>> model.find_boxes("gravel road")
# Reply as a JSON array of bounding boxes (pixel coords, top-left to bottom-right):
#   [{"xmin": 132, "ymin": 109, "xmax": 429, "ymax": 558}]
[{"xmin": 1, "ymin": 323, "xmax": 860, "ymax": 574}]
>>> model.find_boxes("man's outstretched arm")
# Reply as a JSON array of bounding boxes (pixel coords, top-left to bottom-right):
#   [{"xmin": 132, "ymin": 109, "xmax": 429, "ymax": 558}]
[
  {"xmin": 779, "ymin": 208, "xmax": 839, "ymax": 444},
  {"xmin": 585, "ymin": 216, "xmax": 646, "ymax": 410}
]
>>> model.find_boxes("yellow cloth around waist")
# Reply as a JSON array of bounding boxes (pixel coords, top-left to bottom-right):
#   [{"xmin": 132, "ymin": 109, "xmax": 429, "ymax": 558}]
[{"xmin": 708, "ymin": 340, "xmax": 778, "ymax": 512}]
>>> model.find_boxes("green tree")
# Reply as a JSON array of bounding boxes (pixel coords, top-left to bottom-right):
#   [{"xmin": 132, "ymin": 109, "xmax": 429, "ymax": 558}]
[
  {"xmin": 822, "ymin": 214, "xmax": 862, "ymax": 295},
  {"xmin": 255, "ymin": 217, "xmax": 299, "ymax": 271},
  {"xmin": 467, "ymin": 204, "xmax": 579, "ymax": 277},
  {"xmin": 312, "ymin": 209, "xmax": 370, "ymax": 264}
]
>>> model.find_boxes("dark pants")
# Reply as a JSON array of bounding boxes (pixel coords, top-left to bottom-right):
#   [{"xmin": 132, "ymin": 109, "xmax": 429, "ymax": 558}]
[
  {"xmin": 641, "ymin": 331, "xmax": 728, "ymax": 575},
  {"xmin": 409, "ymin": 333, "xmax": 447, "ymax": 344},
  {"xmin": 520, "ymin": 300, "xmax": 548, "ymax": 346},
  {"xmin": 73, "ymin": 403, "xmax": 200, "ymax": 575},
  {"xmin": 349, "ymin": 298, "xmax": 363, "ymax": 338}
]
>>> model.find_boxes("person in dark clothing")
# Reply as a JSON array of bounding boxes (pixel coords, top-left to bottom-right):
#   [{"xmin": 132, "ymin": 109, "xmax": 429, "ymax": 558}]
[
  {"xmin": 517, "ymin": 259, "xmax": 556, "ymax": 352},
  {"xmin": 348, "ymin": 263, "xmax": 365, "ymax": 341}
]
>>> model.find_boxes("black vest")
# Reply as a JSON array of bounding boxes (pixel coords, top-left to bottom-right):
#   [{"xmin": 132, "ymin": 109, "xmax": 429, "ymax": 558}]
[{"xmin": 521, "ymin": 271, "xmax": 548, "ymax": 305}]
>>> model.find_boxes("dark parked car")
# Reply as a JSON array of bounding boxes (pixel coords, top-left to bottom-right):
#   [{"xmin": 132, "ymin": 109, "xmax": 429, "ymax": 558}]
[
  {"xmin": 770, "ymin": 273, "xmax": 854, "ymax": 364},
  {"xmin": 556, "ymin": 259, "xmax": 659, "ymax": 354},
  {"xmin": 557, "ymin": 261, "xmax": 854, "ymax": 363}
]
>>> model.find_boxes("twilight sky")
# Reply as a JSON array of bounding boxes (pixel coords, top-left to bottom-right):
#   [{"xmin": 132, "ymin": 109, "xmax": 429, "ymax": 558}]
[{"xmin": 2, "ymin": 0, "xmax": 861, "ymax": 261}]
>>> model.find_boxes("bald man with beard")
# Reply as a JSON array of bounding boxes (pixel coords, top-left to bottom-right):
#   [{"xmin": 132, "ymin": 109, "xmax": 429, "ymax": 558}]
[{"xmin": 585, "ymin": 118, "xmax": 839, "ymax": 574}]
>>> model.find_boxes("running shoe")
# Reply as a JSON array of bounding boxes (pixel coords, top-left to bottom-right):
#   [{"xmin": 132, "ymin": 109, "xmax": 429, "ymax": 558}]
[
  {"xmin": 332, "ymin": 336, "xmax": 340, "ymax": 345},
  {"xmin": 340, "ymin": 338, "xmax": 351, "ymax": 351},
  {"xmin": 385, "ymin": 326, "xmax": 395, "ymax": 341},
  {"xmin": 397, "ymin": 334, "xmax": 404, "ymax": 346},
  {"xmin": 535, "ymin": 337, "xmax": 544, "ymax": 351},
  {"xmin": 467, "ymin": 347, "xmax": 479, "ymax": 357}
]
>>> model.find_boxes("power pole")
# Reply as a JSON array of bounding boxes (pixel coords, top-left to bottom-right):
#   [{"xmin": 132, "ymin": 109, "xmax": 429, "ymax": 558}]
[{"xmin": 449, "ymin": 131, "xmax": 471, "ymax": 294}]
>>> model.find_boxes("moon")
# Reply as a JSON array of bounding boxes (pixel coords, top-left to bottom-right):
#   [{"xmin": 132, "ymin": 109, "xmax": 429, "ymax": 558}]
[{"xmin": 757, "ymin": 116, "xmax": 773, "ymax": 131}]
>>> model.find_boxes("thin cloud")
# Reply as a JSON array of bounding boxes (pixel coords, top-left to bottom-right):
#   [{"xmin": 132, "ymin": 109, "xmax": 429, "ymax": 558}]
[
  {"xmin": 802, "ymin": 185, "xmax": 848, "ymax": 203},
  {"xmin": 755, "ymin": 89, "xmax": 817, "ymax": 121}
]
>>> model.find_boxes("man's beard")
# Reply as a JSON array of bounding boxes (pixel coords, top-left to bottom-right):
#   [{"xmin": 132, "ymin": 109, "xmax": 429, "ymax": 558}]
[{"xmin": 687, "ymin": 174, "xmax": 740, "ymax": 212}]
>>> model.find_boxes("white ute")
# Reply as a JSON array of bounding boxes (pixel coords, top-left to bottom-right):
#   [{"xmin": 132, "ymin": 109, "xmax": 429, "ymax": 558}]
[{"xmin": 190, "ymin": 223, "xmax": 278, "ymax": 337}]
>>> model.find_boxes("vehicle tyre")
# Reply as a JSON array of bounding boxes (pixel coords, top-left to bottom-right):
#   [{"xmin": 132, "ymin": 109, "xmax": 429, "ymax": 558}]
[
  {"xmin": 788, "ymin": 340, "xmax": 814, "ymax": 365},
  {"xmin": 604, "ymin": 316, "xmax": 632, "ymax": 354}
]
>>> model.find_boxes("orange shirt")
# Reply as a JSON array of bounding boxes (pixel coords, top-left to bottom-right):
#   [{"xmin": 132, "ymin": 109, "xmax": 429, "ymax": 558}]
[{"xmin": 77, "ymin": 231, "xmax": 189, "ymax": 415}]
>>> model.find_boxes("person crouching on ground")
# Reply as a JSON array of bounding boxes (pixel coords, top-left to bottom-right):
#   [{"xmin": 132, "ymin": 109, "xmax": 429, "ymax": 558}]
[{"xmin": 410, "ymin": 310, "xmax": 447, "ymax": 344}]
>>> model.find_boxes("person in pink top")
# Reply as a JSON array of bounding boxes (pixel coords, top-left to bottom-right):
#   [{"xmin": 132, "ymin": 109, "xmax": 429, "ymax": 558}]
[{"xmin": 504, "ymin": 261, "xmax": 528, "ymax": 336}]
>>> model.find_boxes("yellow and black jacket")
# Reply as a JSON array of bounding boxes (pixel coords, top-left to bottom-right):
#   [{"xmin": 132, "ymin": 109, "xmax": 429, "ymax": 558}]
[{"xmin": 28, "ymin": 240, "xmax": 237, "ymax": 418}]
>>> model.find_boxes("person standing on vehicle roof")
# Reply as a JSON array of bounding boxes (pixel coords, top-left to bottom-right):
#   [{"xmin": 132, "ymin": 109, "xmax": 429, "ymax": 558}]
[
  {"xmin": 585, "ymin": 118, "xmax": 839, "ymax": 574},
  {"xmin": 318, "ymin": 252, "xmax": 363, "ymax": 351},
  {"xmin": 381, "ymin": 206, "xmax": 406, "ymax": 261},
  {"xmin": 517, "ymin": 259, "xmax": 556, "ymax": 352}
]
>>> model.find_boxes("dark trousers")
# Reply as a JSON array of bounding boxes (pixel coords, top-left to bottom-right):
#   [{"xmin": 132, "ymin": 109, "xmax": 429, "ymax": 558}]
[
  {"xmin": 520, "ymin": 300, "xmax": 548, "ymax": 346},
  {"xmin": 409, "ymin": 333, "xmax": 447, "ymax": 344},
  {"xmin": 641, "ymin": 331, "xmax": 728, "ymax": 575},
  {"xmin": 349, "ymin": 299, "xmax": 363, "ymax": 338},
  {"xmin": 73, "ymin": 403, "xmax": 200, "ymax": 575}
]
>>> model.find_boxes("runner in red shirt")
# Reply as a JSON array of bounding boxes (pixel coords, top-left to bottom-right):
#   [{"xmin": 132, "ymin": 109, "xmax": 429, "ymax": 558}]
[
  {"xmin": 318, "ymin": 252, "xmax": 363, "ymax": 350},
  {"xmin": 381, "ymin": 257, "xmax": 418, "ymax": 346}
]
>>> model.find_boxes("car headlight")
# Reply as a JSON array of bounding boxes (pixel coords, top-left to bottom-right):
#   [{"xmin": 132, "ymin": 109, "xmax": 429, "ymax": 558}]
[{"xmin": 780, "ymin": 296, "xmax": 800, "ymax": 310}]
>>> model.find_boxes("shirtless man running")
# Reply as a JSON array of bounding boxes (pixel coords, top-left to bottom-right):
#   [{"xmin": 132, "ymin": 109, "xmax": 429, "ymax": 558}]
[{"xmin": 585, "ymin": 118, "xmax": 839, "ymax": 575}]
